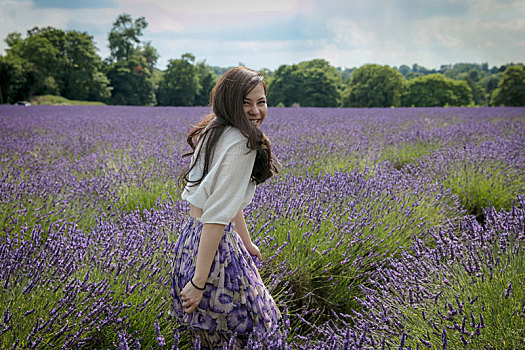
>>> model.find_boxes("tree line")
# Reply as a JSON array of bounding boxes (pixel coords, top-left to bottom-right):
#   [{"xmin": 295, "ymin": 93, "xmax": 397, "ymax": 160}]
[{"xmin": 1, "ymin": 14, "xmax": 524, "ymax": 107}]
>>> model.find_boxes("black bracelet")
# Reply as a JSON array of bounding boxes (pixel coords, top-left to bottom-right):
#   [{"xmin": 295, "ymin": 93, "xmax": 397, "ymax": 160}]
[{"xmin": 190, "ymin": 278, "xmax": 205, "ymax": 291}]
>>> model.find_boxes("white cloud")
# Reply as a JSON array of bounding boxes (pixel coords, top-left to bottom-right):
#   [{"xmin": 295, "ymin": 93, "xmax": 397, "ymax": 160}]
[
  {"xmin": 471, "ymin": 0, "xmax": 525, "ymax": 15},
  {"xmin": 117, "ymin": 0, "xmax": 302, "ymax": 15},
  {"xmin": 477, "ymin": 42, "xmax": 497, "ymax": 49},
  {"xmin": 1, "ymin": 0, "xmax": 524, "ymax": 70},
  {"xmin": 0, "ymin": 0, "xmax": 68, "ymax": 33},
  {"xmin": 327, "ymin": 19, "xmax": 376, "ymax": 49}
]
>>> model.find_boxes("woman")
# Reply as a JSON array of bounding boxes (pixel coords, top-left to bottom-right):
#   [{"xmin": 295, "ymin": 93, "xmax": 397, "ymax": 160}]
[{"xmin": 169, "ymin": 66, "xmax": 281, "ymax": 349}]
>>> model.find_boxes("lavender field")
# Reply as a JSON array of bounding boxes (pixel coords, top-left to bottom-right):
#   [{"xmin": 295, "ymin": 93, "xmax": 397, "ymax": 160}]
[{"xmin": 1, "ymin": 105, "xmax": 524, "ymax": 349}]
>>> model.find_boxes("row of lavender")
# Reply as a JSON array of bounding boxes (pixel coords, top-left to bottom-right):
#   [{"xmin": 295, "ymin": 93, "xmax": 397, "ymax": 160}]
[{"xmin": 1, "ymin": 105, "xmax": 524, "ymax": 349}]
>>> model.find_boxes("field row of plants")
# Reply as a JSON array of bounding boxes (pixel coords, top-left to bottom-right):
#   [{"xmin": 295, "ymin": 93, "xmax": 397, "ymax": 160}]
[{"xmin": 1, "ymin": 105, "xmax": 524, "ymax": 349}]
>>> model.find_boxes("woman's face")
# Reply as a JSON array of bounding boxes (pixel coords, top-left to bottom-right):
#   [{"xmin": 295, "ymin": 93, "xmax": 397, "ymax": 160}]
[{"xmin": 243, "ymin": 83, "xmax": 267, "ymax": 128}]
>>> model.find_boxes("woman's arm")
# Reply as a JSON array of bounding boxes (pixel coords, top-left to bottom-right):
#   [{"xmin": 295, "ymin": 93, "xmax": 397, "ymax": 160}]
[
  {"xmin": 181, "ymin": 138, "xmax": 258, "ymax": 313},
  {"xmin": 233, "ymin": 209, "xmax": 262, "ymax": 261},
  {"xmin": 180, "ymin": 222, "xmax": 225, "ymax": 314}
]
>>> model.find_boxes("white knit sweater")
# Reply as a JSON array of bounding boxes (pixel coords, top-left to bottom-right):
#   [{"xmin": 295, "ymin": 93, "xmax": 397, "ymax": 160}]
[{"xmin": 181, "ymin": 126, "xmax": 257, "ymax": 225}]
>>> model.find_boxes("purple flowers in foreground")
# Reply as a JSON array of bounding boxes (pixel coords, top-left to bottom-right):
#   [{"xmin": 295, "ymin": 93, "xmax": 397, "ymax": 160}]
[{"xmin": 0, "ymin": 105, "xmax": 524, "ymax": 349}]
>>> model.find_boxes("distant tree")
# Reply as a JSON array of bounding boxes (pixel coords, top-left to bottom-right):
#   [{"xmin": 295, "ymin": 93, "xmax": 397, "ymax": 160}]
[
  {"xmin": 258, "ymin": 68, "xmax": 274, "ymax": 86},
  {"xmin": 194, "ymin": 60, "xmax": 218, "ymax": 106},
  {"xmin": 1, "ymin": 27, "xmax": 110, "ymax": 102},
  {"xmin": 0, "ymin": 54, "xmax": 26, "ymax": 103},
  {"xmin": 297, "ymin": 66, "xmax": 340, "ymax": 107},
  {"xmin": 480, "ymin": 73, "xmax": 502, "ymax": 103},
  {"xmin": 490, "ymin": 65, "xmax": 525, "ymax": 106},
  {"xmin": 402, "ymin": 73, "xmax": 473, "ymax": 107},
  {"xmin": 209, "ymin": 66, "xmax": 231, "ymax": 77},
  {"xmin": 464, "ymin": 78, "xmax": 486, "ymax": 106},
  {"xmin": 455, "ymin": 69, "xmax": 487, "ymax": 106},
  {"xmin": 105, "ymin": 57, "xmax": 155, "ymax": 105},
  {"xmin": 405, "ymin": 71, "xmax": 423, "ymax": 80},
  {"xmin": 157, "ymin": 53, "xmax": 200, "ymax": 106},
  {"xmin": 397, "ymin": 65, "xmax": 411, "ymax": 77},
  {"xmin": 337, "ymin": 67, "xmax": 355, "ymax": 83},
  {"xmin": 268, "ymin": 59, "xmax": 342, "ymax": 107},
  {"xmin": 105, "ymin": 14, "xmax": 157, "ymax": 105},
  {"xmin": 3, "ymin": 29, "xmax": 63, "ymax": 98},
  {"xmin": 138, "ymin": 41, "xmax": 159, "ymax": 75},
  {"xmin": 61, "ymin": 30, "xmax": 111, "ymax": 101},
  {"xmin": 343, "ymin": 64, "xmax": 405, "ymax": 107},
  {"xmin": 267, "ymin": 64, "xmax": 300, "ymax": 107},
  {"xmin": 107, "ymin": 14, "xmax": 148, "ymax": 62},
  {"xmin": 443, "ymin": 63, "xmax": 483, "ymax": 80},
  {"xmin": 296, "ymin": 59, "xmax": 342, "ymax": 107},
  {"xmin": 412, "ymin": 63, "xmax": 436, "ymax": 75}
]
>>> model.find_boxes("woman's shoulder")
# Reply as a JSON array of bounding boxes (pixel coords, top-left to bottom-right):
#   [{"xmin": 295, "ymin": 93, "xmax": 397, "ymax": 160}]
[
  {"xmin": 222, "ymin": 126, "xmax": 248, "ymax": 144},
  {"xmin": 216, "ymin": 126, "xmax": 254, "ymax": 157}
]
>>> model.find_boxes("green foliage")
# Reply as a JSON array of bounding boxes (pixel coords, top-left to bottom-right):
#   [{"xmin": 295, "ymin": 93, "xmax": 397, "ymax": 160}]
[
  {"xmin": 251, "ymin": 173, "xmax": 460, "ymax": 326},
  {"xmin": 480, "ymin": 73, "xmax": 502, "ymax": 103},
  {"xmin": 194, "ymin": 61, "xmax": 218, "ymax": 106},
  {"xmin": 443, "ymin": 162, "xmax": 524, "ymax": 219},
  {"xmin": 0, "ymin": 53, "xmax": 27, "ymax": 103},
  {"xmin": 156, "ymin": 56, "xmax": 217, "ymax": 106},
  {"xmin": 400, "ymin": 228, "xmax": 525, "ymax": 349},
  {"xmin": 267, "ymin": 64, "xmax": 300, "ymax": 106},
  {"xmin": 268, "ymin": 59, "xmax": 343, "ymax": 107},
  {"xmin": 104, "ymin": 14, "xmax": 158, "ymax": 106},
  {"xmin": 118, "ymin": 180, "xmax": 180, "ymax": 212},
  {"xmin": 108, "ymin": 14, "xmax": 148, "ymax": 62},
  {"xmin": 157, "ymin": 53, "xmax": 201, "ymax": 106},
  {"xmin": 441, "ymin": 63, "xmax": 489, "ymax": 80},
  {"xmin": 396, "ymin": 63, "xmax": 499, "ymax": 106},
  {"xmin": 105, "ymin": 58, "xmax": 156, "ymax": 106},
  {"xmin": 0, "ymin": 18, "xmax": 523, "ymax": 108},
  {"xmin": 138, "ymin": 41, "xmax": 159, "ymax": 74},
  {"xmin": 1, "ymin": 27, "xmax": 111, "ymax": 103},
  {"xmin": 490, "ymin": 65, "xmax": 525, "ymax": 106},
  {"xmin": 402, "ymin": 73, "xmax": 473, "ymax": 107},
  {"xmin": 461, "ymin": 74, "xmax": 487, "ymax": 106},
  {"xmin": 343, "ymin": 64, "xmax": 405, "ymax": 107},
  {"xmin": 30, "ymin": 95, "xmax": 105, "ymax": 105},
  {"xmin": 0, "ymin": 229, "xmax": 181, "ymax": 349},
  {"xmin": 149, "ymin": 68, "xmax": 164, "ymax": 92},
  {"xmin": 398, "ymin": 64, "xmax": 411, "ymax": 77},
  {"xmin": 380, "ymin": 141, "xmax": 443, "ymax": 170},
  {"xmin": 257, "ymin": 67, "xmax": 274, "ymax": 86}
]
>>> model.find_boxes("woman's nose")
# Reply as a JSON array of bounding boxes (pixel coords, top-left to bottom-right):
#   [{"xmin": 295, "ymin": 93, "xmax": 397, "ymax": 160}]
[{"xmin": 249, "ymin": 105, "xmax": 258, "ymax": 114}]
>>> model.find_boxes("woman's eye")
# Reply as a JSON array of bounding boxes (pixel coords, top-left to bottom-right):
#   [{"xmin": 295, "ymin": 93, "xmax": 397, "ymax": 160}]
[{"xmin": 258, "ymin": 101, "xmax": 266, "ymax": 105}]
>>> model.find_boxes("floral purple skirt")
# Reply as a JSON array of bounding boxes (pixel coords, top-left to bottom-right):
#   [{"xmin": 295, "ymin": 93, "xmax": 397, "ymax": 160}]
[{"xmin": 169, "ymin": 216, "xmax": 281, "ymax": 338}]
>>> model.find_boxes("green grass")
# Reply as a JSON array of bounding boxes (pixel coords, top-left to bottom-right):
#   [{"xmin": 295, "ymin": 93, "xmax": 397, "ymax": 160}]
[
  {"xmin": 379, "ymin": 141, "xmax": 443, "ymax": 170},
  {"xmin": 117, "ymin": 179, "xmax": 182, "ymax": 212},
  {"xmin": 0, "ymin": 193, "xmax": 115, "ymax": 242},
  {"xmin": 252, "ymin": 179, "xmax": 462, "ymax": 330},
  {"xmin": 2, "ymin": 110, "xmax": 524, "ymax": 348},
  {"xmin": 307, "ymin": 154, "xmax": 375, "ymax": 175},
  {"xmin": 0, "ymin": 249, "xmax": 184, "ymax": 349},
  {"xmin": 399, "ymin": 236, "xmax": 525, "ymax": 349},
  {"xmin": 443, "ymin": 162, "xmax": 524, "ymax": 220},
  {"xmin": 31, "ymin": 95, "xmax": 106, "ymax": 106}
]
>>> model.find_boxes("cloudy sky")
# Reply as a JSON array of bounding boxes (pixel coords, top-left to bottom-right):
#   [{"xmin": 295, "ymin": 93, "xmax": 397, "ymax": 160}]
[{"xmin": 1, "ymin": 0, "xmax": 524, "ymax": 71}]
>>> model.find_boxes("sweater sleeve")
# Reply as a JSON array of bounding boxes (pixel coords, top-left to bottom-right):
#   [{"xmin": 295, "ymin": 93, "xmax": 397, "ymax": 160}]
[{"xmin": 199, "ymin": 138, "xmax": 256, "ymax": 225}]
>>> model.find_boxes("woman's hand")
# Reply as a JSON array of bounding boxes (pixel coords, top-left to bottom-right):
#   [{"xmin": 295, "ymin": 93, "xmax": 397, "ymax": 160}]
[
  {"xmin": 233, "ymin": 210, "xmax": 263, "ymax": 261},
  {"xmin": 244, "ymin": 241, "xmax": 262, "ymax": 261},
  {"xmin": 180, "ymin": 280, "xmax": 204, "ymax": 314}
]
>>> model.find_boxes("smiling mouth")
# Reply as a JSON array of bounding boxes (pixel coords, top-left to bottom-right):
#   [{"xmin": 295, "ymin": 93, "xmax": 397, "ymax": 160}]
[{"xmin": 249, "ymin": 118, "xmax": 261, "ymax": 125}]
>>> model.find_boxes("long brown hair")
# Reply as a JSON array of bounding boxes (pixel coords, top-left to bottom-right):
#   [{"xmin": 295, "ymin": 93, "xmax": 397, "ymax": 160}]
[{"xmin": 181, "ymin": 66, "xmax": 278, "ymax": 187}]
